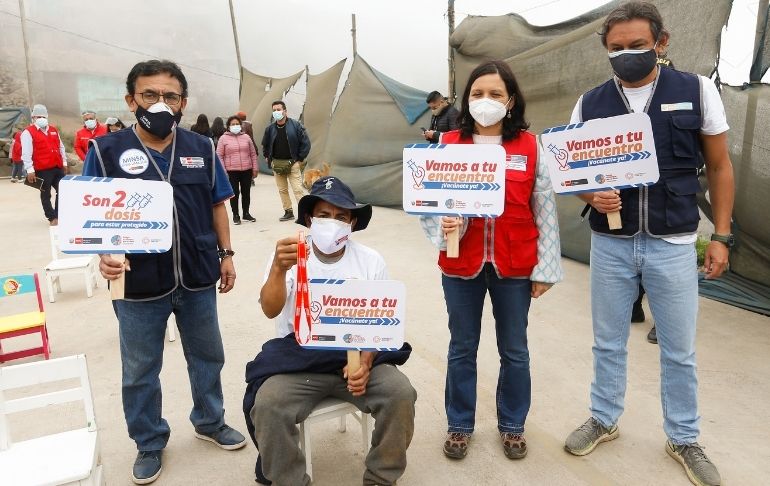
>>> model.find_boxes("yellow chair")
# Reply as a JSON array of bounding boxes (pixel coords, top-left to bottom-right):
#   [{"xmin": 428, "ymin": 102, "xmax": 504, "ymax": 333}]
[{"xmin": 0, "ymin": 274, "xmax": 50, "ymax": 363}]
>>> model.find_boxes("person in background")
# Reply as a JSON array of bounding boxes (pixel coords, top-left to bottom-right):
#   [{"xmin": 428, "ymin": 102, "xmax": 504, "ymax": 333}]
[
  {"xmin": 217, "ymin": 115, "xmax": 258, "ymax": 225},
  {"xmin": 420, "ymin": 60, "xmax": 562, "ymax": 461},
  {"xmin": 105, "ymin": 117, "xmax": 126, "ymax": 133},
  {"xmin": 82, "ymin": 59, "xmax": 246, "ymax": 485},
  {"xmin": 74, "ymin": 110, "xmax": 107, "ymax": 161},
  {"xmin": 9, "ymin": 125, "xmax": 28, "ymax": 182},
  {"xmin": 211, "ymin": 116, "xmax": 226, "ymax": 147},
  {"xmin": 261, "ymin": 101, "xmax": 310, "ymax": 222},
  {"xmin": 235, "ymin": 111, "xmax": 255, "ymax": 145},
  {"xmin": 21, "ymin": 104, "xmax": 68, "ymax": 225},
  {"xmin": 423, "ymin": 90, "xmax": 460, "ymax": 143},
  {"xmin": 190, "ymin": 113, "xmax": 212, "ymax": 138},
  {"xmin": 563, "ymin": 4, "xmax": 733, "ymax": 486}
]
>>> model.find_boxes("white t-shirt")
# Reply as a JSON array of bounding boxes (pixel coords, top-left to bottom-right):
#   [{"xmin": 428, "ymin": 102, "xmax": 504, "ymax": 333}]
[
  {"xmin": 262, "ymin": 239, "xmax": 389, "ymax": 338},
  {"xmin": 570, "ymin": 73, "xmax": 729, "ymax": 244}
]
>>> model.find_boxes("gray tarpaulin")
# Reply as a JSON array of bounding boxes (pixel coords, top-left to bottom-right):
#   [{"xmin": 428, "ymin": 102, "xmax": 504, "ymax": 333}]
[
  {"xmin": 320, "ymin": 55, "xmax": 430, "ymax": 207},
  {"xmin": 303, "ymin": 60, "xmax": 347, "ymax": 167},
  {"xmin": 0, "ymin": 107, "xmax": 29, "ymax": 139}
]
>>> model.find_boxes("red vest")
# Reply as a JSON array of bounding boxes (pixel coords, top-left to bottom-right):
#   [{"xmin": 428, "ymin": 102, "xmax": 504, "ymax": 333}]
[
  {"xmin": 437, "ymin": 130, "xmax": 539, "ymax": 278},
  {"xmin": 27, "ymin": 125, "xmax": 64, "ymax": 171},
  {"xmin": 11, "ymin": 131, "xmax": 23, "ymax": 161}
]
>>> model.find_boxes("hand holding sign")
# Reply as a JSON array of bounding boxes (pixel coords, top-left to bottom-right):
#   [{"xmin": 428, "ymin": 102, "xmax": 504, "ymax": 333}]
[
  {"xmin": 539, "ymin": 112, "xmax": 660, "ymax": 229},
  {"xmin": 58, "ymin": 176, "xmax": 173, "ymax": 299}
]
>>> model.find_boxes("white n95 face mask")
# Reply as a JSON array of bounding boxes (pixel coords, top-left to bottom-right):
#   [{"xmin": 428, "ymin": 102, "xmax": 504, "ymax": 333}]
[
  {"xmin": 310, "ymin": 217, "xmax": 352, "ymax": 255},
  {"xmin": 469, "ymin": 97, "xmax": 508, "ymax": 127}
]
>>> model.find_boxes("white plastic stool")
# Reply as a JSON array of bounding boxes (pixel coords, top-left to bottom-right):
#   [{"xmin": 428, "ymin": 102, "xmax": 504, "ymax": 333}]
[{"xmin": 298, "ymin": 397, "xmax": 372, "ymax": 480}]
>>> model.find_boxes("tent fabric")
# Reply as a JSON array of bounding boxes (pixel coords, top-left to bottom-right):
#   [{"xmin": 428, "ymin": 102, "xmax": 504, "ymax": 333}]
[
  {"xmin": 321, "ymin": 55, "xmax": 430, "ymax": 207},
  {"xmin": 698, "ymin": 272, "xmax": 770, "ymax": 316},
  {"xmin": 719, "ymin": 84, "xmax": 770, "ymax": 287},
  {"xmin": 0, "ymin": 108, "xmax": 29, "ymax": 139},
  {"xmin": 367, "ymin": 59, "xmax": 429, "ymax": 124},
  {"xmin": 303, "ymin": 59, "xmax": 347, "ymax": 167}
]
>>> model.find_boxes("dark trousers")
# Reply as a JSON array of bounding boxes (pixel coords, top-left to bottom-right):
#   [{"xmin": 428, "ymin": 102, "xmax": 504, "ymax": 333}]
[
  {"xmin": 36, "ymin": 167, "xmax": 65, "ymax": 221},
  {"xmin": 227, "ymin": 170, "xmax": 253, "ymax": 217}
]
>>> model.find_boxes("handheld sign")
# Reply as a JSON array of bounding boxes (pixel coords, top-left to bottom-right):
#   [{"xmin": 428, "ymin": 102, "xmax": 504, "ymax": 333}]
[
  {"xmin": 58, "ymin": 176, "xmax": 173, "ymax": 299},
  {"xmin": 295, "ymin": 276, "xmax": 406, "ymax": 353},
  {"xmin": 539, "ymin": 112, "xmax": 659, "ymax": 229},
  {"xmin": 403, "ymin": 143, "xmax": 506, "ymax": 257}
]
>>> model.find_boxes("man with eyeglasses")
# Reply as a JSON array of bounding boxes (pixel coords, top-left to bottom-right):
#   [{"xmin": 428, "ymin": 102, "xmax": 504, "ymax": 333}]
[{"xmin": 82, "ymin": 59, "xmax": 246, "ymax": 485}]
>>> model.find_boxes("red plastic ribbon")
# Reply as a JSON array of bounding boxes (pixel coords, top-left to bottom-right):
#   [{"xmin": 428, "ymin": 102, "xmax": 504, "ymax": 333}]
[{"xmin": 294, "ymin": 231, "xmax": 312, "ymax": 344}]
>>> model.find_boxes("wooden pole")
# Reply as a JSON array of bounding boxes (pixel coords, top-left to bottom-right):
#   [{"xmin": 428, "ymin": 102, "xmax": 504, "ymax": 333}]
[
  {"xmin": 347, "ymin": 350, "xmax": 361, "ymax": 376},
  {"xmin": 18, "ymin": 0, "xmax": 33, "ymax": 106},
  {"xmin": 447, "ymin": 0, "xmax": 456, "ymax": 104},
  {"xmin": 606, "ymin": 211, "xmax": 622, "ymax": 230},
  {"xmin": 110, "ymin": 254, "xmax": 126, "ymax": 300},
  {"xmin": 446, "ymin": 227, "xmax": 459, "ymax": 258},
  {"xmin": 228, "ymin": 0, "xmax": 244, "ymax": 96},
  {"xmin": 351, "ymin": 13, "xmax": 357, "ymax": 56}
]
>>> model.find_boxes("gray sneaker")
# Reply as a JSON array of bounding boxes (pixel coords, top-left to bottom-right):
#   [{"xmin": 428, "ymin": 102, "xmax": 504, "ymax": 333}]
[
  {"xmin": 564, "ymin": 417, "xmax": 619, "ymax": 456},
  {"xmin": 666, "ymin": 440, "xmax": 721, "ymax": 486}
]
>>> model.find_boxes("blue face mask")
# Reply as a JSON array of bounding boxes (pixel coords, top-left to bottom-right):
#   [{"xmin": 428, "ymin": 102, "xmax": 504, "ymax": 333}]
[
  {"xmin": 229, "ymin": 124, "xmax": 242, "ymax": 134},
  {"xmin": 84, "ymin": 119, "xmax": 97, "ymax": 130},
  {"xmin": 608, "ymin": 43, "xmax": 658, "ymax": 83},
  {"xmin": 272, "ymin": 110, "xmax": 285, "ymax": 122}
]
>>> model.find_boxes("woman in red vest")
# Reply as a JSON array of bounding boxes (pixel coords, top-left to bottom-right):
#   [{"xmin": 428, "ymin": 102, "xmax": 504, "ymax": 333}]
[{"xmin": 420, "ymin": 60, "xmax": 562, "ymax": 461}]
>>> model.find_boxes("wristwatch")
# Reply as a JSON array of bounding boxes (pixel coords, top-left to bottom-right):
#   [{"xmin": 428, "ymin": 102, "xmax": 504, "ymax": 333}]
[
  {"xmin": 710, "ymin": 233, "xmax": 735, "ymax": 249},
  {"xmin": 217, "ymin": 248, "xmax": 235, "ymax": 259}
]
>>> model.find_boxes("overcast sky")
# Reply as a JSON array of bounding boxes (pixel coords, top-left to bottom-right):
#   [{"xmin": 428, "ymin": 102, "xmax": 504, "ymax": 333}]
[{"xmin": 234, "ymin": 0, "xmax": 760, "ymax": 93}]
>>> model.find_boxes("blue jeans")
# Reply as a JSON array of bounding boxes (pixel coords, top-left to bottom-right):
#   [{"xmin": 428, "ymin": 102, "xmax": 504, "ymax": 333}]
[
  {"xmin": 589, "ymin": 232, "xmax": 699, "ymax": 444},
  {"xmin": 11, "ymin": 162, "xmax": 25, "ymax": 179},
  {"xmin": 442, "ymin": 264, "xmax": 532, "ymax": 434},
  {"xmin": 113, "ymin": 286, "xmax": 226, "ymax": 451}
]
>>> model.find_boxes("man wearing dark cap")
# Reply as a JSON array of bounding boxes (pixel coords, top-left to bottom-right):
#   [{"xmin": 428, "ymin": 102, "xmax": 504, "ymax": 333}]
[{"xmin": 245, "ymin": 176, "xmax": 416, "ymax": 486}]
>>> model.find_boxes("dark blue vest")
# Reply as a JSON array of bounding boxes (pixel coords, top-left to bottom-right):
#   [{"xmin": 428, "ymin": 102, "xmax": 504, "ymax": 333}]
[
  {"xmin": 581, "ymin": 68, "xmax": 703, "ymax": 236},
  {"xmin": 90, "ymin": 128, "xmax": 220, "ymax": 300}
]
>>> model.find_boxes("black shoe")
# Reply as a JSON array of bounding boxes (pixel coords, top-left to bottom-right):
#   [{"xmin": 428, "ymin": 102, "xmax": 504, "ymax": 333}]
[
  {"xmin": 194, "ymin": 424, "xmax": 247, "ymax": 450},
  {"xmin": 279, "ymin": 210, "xmax": 294, "ymax": 222},
  {"xmin": 132, "ymin": 450, "xmax": 162, "ymax": 484},
  {"xmin": 647, "ymin": 325, "xmax": 658, "ymax": 344},
  {"xmin": 631, "ymin": 303, "xmax": 645, "ymax": 323},
  {"xmin": 233, "ymin": 215, "xmax": 241, "ymax": 225},
  {"xmin": 242, "ymin": 214, "xmax": 256, "ymax": 222}
]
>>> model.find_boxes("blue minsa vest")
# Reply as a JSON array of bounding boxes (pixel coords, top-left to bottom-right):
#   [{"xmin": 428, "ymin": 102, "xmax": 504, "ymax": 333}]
[
  {"xmin": 581, "ymin": 68, "xmax": 703, "ymax": 237},
  {"xmin": 90, "ymin": 128, "xmax": 220, "ymax": 300}
]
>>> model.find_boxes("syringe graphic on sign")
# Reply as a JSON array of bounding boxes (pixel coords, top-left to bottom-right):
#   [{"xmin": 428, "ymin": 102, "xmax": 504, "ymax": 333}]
[
  {"xmin": 127, "ymin": 192, "xmax": 154, "ymax": 209},
  {"xmin": 406, "ymin": 159, "xmax": 425, "ymax": 189},
  {"xmin": 547, "ymin": 143, "xmax": 570, "ymax": 171}
]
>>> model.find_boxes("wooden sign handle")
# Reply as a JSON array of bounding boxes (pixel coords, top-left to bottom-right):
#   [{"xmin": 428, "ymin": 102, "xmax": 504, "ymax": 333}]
[
  {"xmin": 347, "ymin": 350, "xmax": 361, "ymax": 376},
  {"xmin": 607, "ymin": 211, "xmax": 622, "ymax": 230},
  {"xmin": 446, "ymin": 226, "xmax": 460, "ymax": 258},
  {"xmin": 110, "ymin": 254, "xmax": 126, "ymax": 300}
]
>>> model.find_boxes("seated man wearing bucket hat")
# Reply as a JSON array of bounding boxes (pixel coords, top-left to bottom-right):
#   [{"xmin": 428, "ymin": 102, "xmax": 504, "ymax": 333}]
[{"xmin": 243, "ymin": 176, "xmax": 416, "ymax": 486}]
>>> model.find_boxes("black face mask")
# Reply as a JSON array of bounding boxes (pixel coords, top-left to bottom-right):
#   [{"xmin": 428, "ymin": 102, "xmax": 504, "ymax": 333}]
[
  {"xmin": 609, "ymin": 47, "xmax": 658, "ymax": 83},
  {"xmin": 135, "ymin": 103, "xmax": 182, "ymax": 139}
]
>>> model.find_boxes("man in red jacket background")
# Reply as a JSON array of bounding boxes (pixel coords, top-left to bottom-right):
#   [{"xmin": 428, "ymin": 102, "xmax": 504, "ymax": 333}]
[
  {"xmin": 74, "ymin": 110, "xmax": 107, "ymax": 161},
  {"xmin": 22, "ymin": 104, "xmax": 68, "ymax": 225}
]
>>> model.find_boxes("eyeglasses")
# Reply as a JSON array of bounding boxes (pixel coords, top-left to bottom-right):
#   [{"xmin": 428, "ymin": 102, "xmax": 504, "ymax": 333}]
[{"xmin": 136, "ymin": 91, "xmax": 183, "ymax": 106}]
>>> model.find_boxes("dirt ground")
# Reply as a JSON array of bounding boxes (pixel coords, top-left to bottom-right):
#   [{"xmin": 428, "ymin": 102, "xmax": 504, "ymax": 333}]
[{"xmin": 1, "ymin": 174, "xmax": 768, "ymax": 485}]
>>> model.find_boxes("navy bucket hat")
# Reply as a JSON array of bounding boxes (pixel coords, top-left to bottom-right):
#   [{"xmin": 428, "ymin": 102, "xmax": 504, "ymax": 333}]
[{"xmin": 296, "ymin": 176, "xmax": 372, "ymax": 231}]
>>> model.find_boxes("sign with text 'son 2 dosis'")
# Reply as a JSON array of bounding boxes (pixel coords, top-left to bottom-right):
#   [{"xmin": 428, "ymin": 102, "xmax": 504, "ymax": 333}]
[
  {"xmin": 300, "ymin": 279, "xmax": 406, "ymax": 352},
  {"xmin": 402, "ymin": 143, "xmax": 506, "ymax": 217},
  {"xmin": 539, "ymin": 112, "xmax": 660, "ymax": 194},
  {"xmin": 58, "ymin": 176, "xmax": 173, "ymax": 254}
]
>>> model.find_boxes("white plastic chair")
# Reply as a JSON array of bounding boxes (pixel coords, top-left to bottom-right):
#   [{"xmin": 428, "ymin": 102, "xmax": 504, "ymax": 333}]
[
  {"xmin": 45, "ymin": 227, "xmax": 98, "ymax": 303},
  {"xmin": 0, "ymin": 354, "xmax": 104, "ymax": 486},
  {"xmin": 298, "ymin": 397, "xmax": 372, "ymax": 480}
]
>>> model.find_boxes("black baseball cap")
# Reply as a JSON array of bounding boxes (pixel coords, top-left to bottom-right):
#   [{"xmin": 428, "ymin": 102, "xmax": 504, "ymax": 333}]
[{"xmin": 296, "ymin": 176, "xmax": 372, "ymax": 231}]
